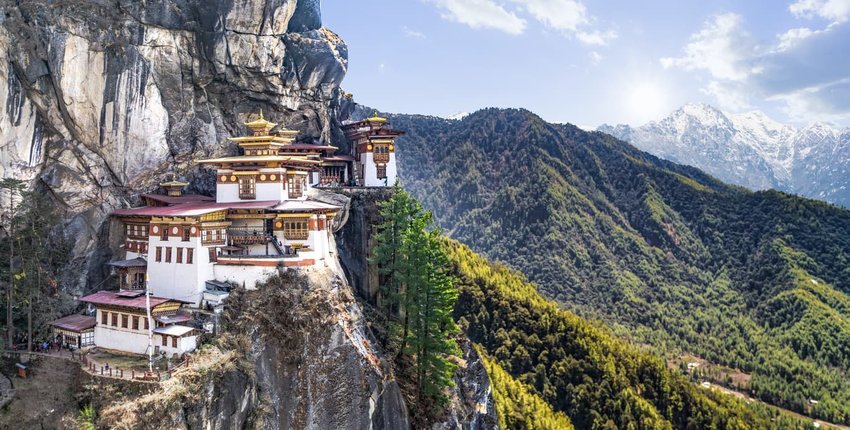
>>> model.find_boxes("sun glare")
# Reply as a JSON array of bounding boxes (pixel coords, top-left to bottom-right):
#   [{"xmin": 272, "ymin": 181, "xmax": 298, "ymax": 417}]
[{"xmin": 627, "ymin": 82, "xmax": 668, "ymax": 124}]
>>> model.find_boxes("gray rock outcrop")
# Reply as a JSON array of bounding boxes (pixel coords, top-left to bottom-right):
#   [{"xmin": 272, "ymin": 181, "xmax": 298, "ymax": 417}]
[{"xmin": 0, "ymin": 0, "xmax": 351, "ymax": 292}]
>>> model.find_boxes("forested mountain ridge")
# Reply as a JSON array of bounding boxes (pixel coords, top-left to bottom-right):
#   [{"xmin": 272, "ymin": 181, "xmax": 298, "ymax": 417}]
[
  {"xmin": 448, "ymin": 240, "xmax": 821, "ymax": 429},
  {"xmin": 382, "ymin": 107, "xmax": 850, "ymax": 423}
]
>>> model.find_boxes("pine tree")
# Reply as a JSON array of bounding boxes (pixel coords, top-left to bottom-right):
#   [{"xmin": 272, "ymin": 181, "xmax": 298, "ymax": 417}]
[
  {"xmin": 372, "ymin": 183, "xmax": 461, "ymax": 405},
  {"xmin": 0, "ymin": 178, "xmax": 25, "ymax": 350},
  {"xmin": 371, "ymin": 181, "xmax": 421, "ymax": 351},
  {"xmin": 14, "ymin": 189, "xmax": 70, "ymax": 351},
  {"xmin": 411, "ymin": 229, "xmax": 459, "ymax": 403}
]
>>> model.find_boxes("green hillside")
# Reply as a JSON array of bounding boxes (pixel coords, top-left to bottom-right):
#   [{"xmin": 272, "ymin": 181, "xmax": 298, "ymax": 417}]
[
  {"xmin": 448, "ymin": 240, "xmax": 819, "ymax": 429},
  {"xmin": 480, "ymin": 351, "xmax": 575, "ymax": 430},
  {"xmin": 388, "ymin": 108, "xmax": 850, "ymax": 423}
]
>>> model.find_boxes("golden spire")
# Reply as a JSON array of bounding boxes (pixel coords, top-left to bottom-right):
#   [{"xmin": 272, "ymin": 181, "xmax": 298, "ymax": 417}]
[
  {"xmin": 367, "ymin": 110, "xmax": 387, "ymax": 124},
  {"xmin": 160, "ymin": 173, "xmax": 188, "ymax": 197},
  {"xmin": 245, "ymin": 109, "xmax": 276, "ymax": 135}
]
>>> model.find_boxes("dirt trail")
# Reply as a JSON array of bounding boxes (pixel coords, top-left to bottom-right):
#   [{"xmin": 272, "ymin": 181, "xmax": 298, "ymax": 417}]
[{"xmin": 0, "ymin": 357, "xmax": 82, "ymax": 429}]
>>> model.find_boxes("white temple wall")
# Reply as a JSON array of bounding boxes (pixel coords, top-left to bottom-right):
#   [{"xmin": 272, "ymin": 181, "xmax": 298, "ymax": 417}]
[
  {"xmin": 216, "ymin": 183, "xmax": 240, "ymax": 203},
  {"xmin": 94, "ymin": 323, "xmax": 151, "ymax": 355},
  {"xmin": 213, "ymin": 264, "xmax": 278, "ymax": 289},
  {"xmin": 361, "ymin": 152, "xmax": 396, "ymax": 187},
  {"xmin": 155, "ymin": 334, "xmax": 197, "ymax": 356},
  {"xmin": 256, "ymin": 182, "xmax": 285, "ymax": 201},
  {"xmin": 147, "ymin": 234, "xmax": 209, "ymax": 306}
]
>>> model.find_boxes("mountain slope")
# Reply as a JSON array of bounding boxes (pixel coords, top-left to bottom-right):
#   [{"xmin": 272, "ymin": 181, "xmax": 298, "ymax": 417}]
[
  {"xmin": 598, "ymin": 104, "xmax": 850, "ymax": 207},
  {"xmin": 391, "ymin": 107, "xmax": 850, "ymax": 423},
  {"xmin": 448, "ymin": 240, "xmax": 817, "ymax": 429}
]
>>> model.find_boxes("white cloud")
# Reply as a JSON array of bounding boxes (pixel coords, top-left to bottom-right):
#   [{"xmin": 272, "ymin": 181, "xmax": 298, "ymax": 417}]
[
  {"xmin": 776, "ymin": 27, "xmax": 815, "ymax": 50},
  {"xmin": 424, "ymin": 0, "xmax": 615, "ymax": 45},
  {"xmin": 790, "ymin": 0, "xmax": 850, "ymax": 23},
  {"xmin": 576, "ymin": 29, "xmax": 617, "ymax": 46},
  {"xmin": 512, "ymin": 0, "xmax": 617, "ymax": 45},
  {"xmin": 589, "ymin": 51, "xmax": 603, "ymax": 65},
  {"xmin": 517, "ymin": 0, "xmax": 588, "ymax": 31},
  {"xmin": 660, "ymin": 13, "xmax": 759, "ymax": 81},
  {"xmin": 701, "ymin": 81, "xmax": 753, "ymax": 111},
  {"xmin": 402, "ymin": 26, "xmax": 427, "ymax": 39},
  {"xmin": 426, "ymin": 0, "xmax": 526, "ymax": 35},
  {"xmin": 662, "ymin": 11, "xmax": 850, "ymax": 124},
  {"xmin": 768, "ymin": 78, "xmax": 850, "ymax": 123}
]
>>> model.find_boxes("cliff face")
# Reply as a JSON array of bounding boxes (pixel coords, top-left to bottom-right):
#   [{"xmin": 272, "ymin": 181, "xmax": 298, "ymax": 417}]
[
  {"xmin": 96, "ymin": 269, "xmax": 411, "ymax": 430},
  {"xmin": 0, "ymin": 0, "xmax": 351, "ymax": 291},
  {"xmin": 333, "ymin": 189, "xmax": 498, "ymax": 430}
]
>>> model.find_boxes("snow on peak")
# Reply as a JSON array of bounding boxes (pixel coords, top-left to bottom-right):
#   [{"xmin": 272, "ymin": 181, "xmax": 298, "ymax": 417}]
[{"xmin": 598, "ymin": 103, "xmax": 850, "ymax": 203}]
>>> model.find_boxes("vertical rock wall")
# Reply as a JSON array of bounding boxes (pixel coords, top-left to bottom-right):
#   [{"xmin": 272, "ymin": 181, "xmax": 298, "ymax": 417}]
[{"xmin": 0, "ymin": 0, "xmax": 352, "ymax": 292}]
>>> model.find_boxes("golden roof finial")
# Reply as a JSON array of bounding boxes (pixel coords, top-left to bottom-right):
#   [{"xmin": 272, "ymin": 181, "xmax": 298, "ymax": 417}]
[
  {"xmin": 367, "ymin": 110, "xmax": 387, "ymax": 124},
  {"xmin": 244, "ymin": 109, "xmax": 277, "ymax": 134}
]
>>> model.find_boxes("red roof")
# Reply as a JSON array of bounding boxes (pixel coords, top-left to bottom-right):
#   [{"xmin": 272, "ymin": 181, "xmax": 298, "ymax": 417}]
[
  {"xmin": 113, "ymin": 200, "xmax": 279, "ymax": 217},
  {"xmin": 142, "ymin": 194, "xmax": 214, "ymax": 205},
  {"xmin": 80, "ymin": 290, "xmax": 183, "ymax": 310},
  {"xmin": 50, "ymin": 314, "xmax": 97, "ymax": 332}
]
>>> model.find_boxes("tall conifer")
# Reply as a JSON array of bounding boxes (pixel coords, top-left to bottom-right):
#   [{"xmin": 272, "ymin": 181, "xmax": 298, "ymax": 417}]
[{"xmin": 372, "ymin": 183, "xmax": 460, "ymax": 404}]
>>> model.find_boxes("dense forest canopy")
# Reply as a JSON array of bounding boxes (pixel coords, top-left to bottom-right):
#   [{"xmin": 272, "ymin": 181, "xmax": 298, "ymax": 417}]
[
  {"xmin": 447, "ymin": 240, "xmax": 820, "ymax": 429},
  {"xmin": 387, "ymin": 107, "xmax": 850, "ymax": 423}
]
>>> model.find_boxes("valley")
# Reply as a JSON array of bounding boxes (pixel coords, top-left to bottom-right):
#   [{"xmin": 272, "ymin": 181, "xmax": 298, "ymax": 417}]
[
  {"xmin": 0, "ymin": 0, "xmax": 848, "ymax": 428},
  {"xmin": 389, "ymin": 107, "xmax": 850, "ymax": 425}
]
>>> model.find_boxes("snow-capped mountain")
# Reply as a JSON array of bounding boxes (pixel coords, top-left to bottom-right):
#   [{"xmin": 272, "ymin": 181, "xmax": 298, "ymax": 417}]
[{"xmin": 598, "ymin": 104, "xmax": 850, "ymax": 207}]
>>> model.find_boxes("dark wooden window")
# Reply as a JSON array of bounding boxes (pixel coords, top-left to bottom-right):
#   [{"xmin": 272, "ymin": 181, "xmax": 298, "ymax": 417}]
[
  {"xmin": 155, "ymin": 247, "xmax": 162, "ymax": 262},
  {"xmin": 176, "ymin": 247, "xmax": 183, "ymax": 264},
  {"xmin": 182, "ymin": 226, "xmax": 191, "ymax": 241},
  {"xmin": 122, "ymin": 314, "xmax": 128, "ymax": 328},
  {"xmin": 172, "ymin": 336, "xmax": 178, "ymax": 348},
  {"xmin": 187, "ymin": 248, "xmax": 194, "ymax": 264},
  {"xmin": 132, "ymin": 316, "xmax": 139, "ymax": 330},
  {"xmin": 111, "ymin": 313, "xmax": 118, "ymax": 327},
  {"xmin": 376, "ymin": 164, "xmax": 387, "ymax": 179},
  {"xmin": 209, "ymin": 247, "xmax": 217, "ymax": 262},
  {"xmin": 373, "ymin": 144, "xmax": 390, "ymax": 163},
  {"xmin": 287, "ymin": 175, "xmax": 303, "ymax": 198},
  {"xmin": 238, "ymin": 176, "xmax": 256, "ymax": 199},
  {"xmin": 165, "ymin": 247, "xmax": 172, "ymax": 263},
  {"xmin": 101, "ymin": 311, "xmax": 107, "ymax": 325},
  {"xmin": 161, "ymin": 225, "xmax": 169, "ymax": 240},
  {"xmin": 161, "ymin": 335, "xmax": 168, "ymax": 346},
  {"xmin": 144, "ymin": 317, "xmax": 149, "ymax": 330},
  {"xmin": 283, "ymin": 220, "xmax": 309, "ymax": 240}
]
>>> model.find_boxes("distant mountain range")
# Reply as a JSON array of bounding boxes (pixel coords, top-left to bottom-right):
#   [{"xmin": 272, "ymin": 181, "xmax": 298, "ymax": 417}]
[
  {"xmin": 598, "ymin": 104, "xmax": 850, "ymax": 207},
  {"xmin": 391, "ymin": 107, "xmax": 850, "ymax": 423}
]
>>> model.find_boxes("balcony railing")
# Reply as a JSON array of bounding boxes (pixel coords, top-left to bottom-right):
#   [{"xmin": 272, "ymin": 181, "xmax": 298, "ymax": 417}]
[
  {"xmin": 227, "ymin": 227, "xmax": 268, "ymax": 245},
  {"xmin": 282, "ymin": 231, "xmax": 309, "ymax": 241}
]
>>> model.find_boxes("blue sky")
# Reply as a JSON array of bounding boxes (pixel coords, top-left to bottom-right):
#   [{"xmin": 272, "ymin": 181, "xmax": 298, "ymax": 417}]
[{"xmin": 323, "ymin": 1, "xmax": 850, "ymax": 128}]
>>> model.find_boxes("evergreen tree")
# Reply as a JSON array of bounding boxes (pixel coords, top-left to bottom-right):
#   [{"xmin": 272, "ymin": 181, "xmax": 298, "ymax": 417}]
[
  {"xmin": 0, "ymin": 178, "xmax": 25, "ymax": 349},
  {"xmin": 407, "ymin": 229, "xmax": 459, "ymax": 403},
  {"xmin": 372, "ymin": 184, "xmax": 460, "ymax": 405},
  {"xmin": 14, "ymin": 189, "xmax": 70, "ymax": 350},
  {"xmin": 371, "ymin": 181, "xmax": 421, "ymax": 351}
]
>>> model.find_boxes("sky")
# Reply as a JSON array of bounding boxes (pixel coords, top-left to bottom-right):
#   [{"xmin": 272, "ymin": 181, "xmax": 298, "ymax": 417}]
[{"xmin": 322, "ymin": 0, "xmax": 850, "ymax": 129}]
